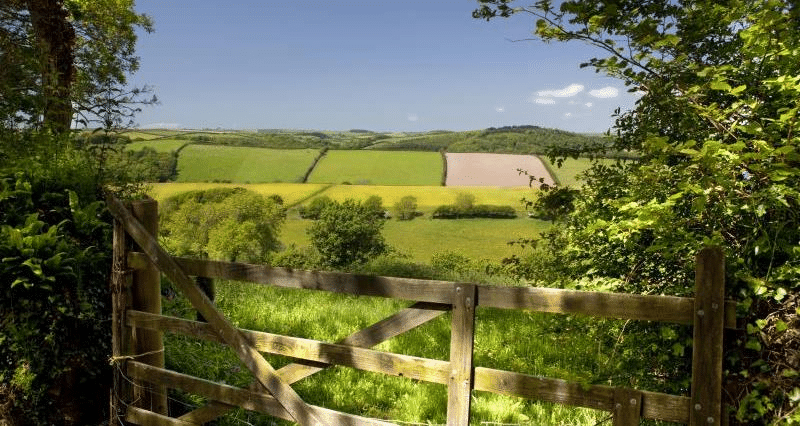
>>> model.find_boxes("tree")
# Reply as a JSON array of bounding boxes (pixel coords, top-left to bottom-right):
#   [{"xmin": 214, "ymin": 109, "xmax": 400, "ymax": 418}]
[
  {"xmin": 0, "ymin": 0, "xmax": 153, "ymax": 133},
  {"xmin": 160, "ymin": 187, "xmax": 285, "ymax": 263},
  {"xmin": 308, "ymin": 199, "xmax": 388, "ymax": 267},
  {"xmin": 476, "ymin": 1, "xmax": 799, "ymax": 423},
  {"xmin": 393, "ymin": 195, "xmax": 420, "ymax": 220}
]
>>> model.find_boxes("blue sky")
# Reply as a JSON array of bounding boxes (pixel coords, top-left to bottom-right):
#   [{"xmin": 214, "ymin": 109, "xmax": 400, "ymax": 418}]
[{"xmin": 130, "ymin": 0, "xmax": 638, "ymax": 133}]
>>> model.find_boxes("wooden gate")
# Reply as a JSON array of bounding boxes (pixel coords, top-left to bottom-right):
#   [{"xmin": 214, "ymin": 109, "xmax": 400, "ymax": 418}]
[{"xmin": 107, "ymin": 196, "xmax": 735, "ymax": 426}]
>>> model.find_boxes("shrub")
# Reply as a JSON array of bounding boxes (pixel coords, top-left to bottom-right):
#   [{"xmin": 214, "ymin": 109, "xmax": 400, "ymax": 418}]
[
  {"xmin": 0, "ymin": 171, "xmax": 112, "ymax": 425},
  {"xmin": 307, "ymin": 199, "xmax": 388, "ymax": 267},
  {"xmin": 297, "ymin": 195, "xmax": 334, "ymax": 219},
  {"xmin": 393, "ymin": 195, "xmax": 420, "ymax": 220},
  {"xmin": 432, "ymin": 203, "xmax": 516, "ymax": 219}
]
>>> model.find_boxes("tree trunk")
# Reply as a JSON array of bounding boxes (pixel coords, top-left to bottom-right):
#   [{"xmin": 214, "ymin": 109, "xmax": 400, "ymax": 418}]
[{"xmin": 26, "ymin": 0, "xmax": 75, "ymax": 134}]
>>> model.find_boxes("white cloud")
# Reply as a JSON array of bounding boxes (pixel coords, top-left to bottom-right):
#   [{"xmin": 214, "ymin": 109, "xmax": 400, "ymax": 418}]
[
  {"xmin": 533, "ymin": 98, "xmax": 556, "ymax": 105},
  {"xmin": 495, "ymin": 106, "xmax": 505, "ymax": 113},
  {"xmin": 564, "ymin": 112, "xmax": 573, "ymax": 118},
  {"xmin": 585, "ymin": 102, "xmax": 593, "ymax": 108},
  {"xmin": 407, "ymin": 113, "xmax": 419, "ymax": 122},
  {"xmin": 538, "ymin": 84, "xmax": 584, "ymax": 98},
  {"xmin": 588, "ymin": 87, "xmax": 619, "ymax": 98}
]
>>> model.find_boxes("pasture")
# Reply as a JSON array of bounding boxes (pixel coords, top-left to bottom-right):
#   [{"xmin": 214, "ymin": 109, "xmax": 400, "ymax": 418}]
[
  {"xmin": 308, "ymin": 150, "xmax": 442, "ymax": 185},
  {"xmin": 164, "ymin": 280, "xmax": 612, "ymax": 426},
  {"xmin": 175, "ymin": 145, "xmax": 319, "ymax": 183},
  {"xmin": 126, "ymin": 138, "xmax": 188, "ymax": 152}
]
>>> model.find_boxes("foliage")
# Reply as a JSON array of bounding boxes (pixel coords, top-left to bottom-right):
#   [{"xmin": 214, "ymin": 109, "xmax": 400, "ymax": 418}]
[
  {"xmin": 433, "ymin": 194, "xmax": 517, "ymax": 219},
  {"xmin": 298, "ymin": 195, "xmax": 334, "ymax": 219},
  {"xmin": 525, "ymin": 185, "xmax": 579, "ymax": 222},
  {"xmin": 0, "ymin": 0, "xmax": 153, "ymax": 132},
  {"xmin": 307, "ymin": 198, "xmax": 388, "ymax": 267},
  {"xmin": 160, "ymin": 187, "xmax": 285, "ymax": 263},
  {"xmin": 0, "ymin": 168, "xmax": 111, "ymax": 425},
  {"xmin": 393, "ymin": 195, "xmax": 421, "ymax": 220},
  {"xmin": 476, "ymin": 0, "xmax": 800, "ymax": 423}
]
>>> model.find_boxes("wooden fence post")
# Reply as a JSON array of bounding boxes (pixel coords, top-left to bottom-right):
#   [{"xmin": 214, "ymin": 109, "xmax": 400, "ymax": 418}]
[
  {"xmin": 447, "ymin": 283, "xmax": 476, "ymax": 426},
  {"xmin": 690, "ymin": 247, "xmax": 725, "ymax": 426},
  {"xmin": 612, "ymin": 388, "xmax": 642, "ymax": 426},
  {"xmin": 110, "ymin": 218, "xmax": 131, "ymax": 425},
  {"xmin": 129, "ymin": 198, "xmax": 168, "ymax": 415}
]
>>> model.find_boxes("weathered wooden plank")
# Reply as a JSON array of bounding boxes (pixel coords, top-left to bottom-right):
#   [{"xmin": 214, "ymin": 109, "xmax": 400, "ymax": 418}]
[
  {"xmin": 127, "ymin": 362, "xmax": 398, "ymax": 426},
  {"xmin": 129, "ymin": 252, "xmax": 737, "ymax": 328},
  {"xmin": 447, "ymin": 284, "xmax": 476, "ymax": 425},
  {"xmin": 127, "ymin": 198, "xmax": 168, "ymax": 415},
  {"xmin": 479, "ymin": 285, "xmax": 697, "ymax": 324},
  {"xmin": 278, "ymin": 301, "xmax": 449, "ymax": 384},
  {"xmin": 173, "ymin": 302, "xmax": 449, "ymax": 424},
  {"xmin": 110, "ymin": 219, "xmax": 130, "ymax": 425},
  {"xmin": 127, "ymin": 310, "xmax": 451, "ymax": 385},
  {"xmin": 107, "ymin": 196, "xmax": 325, "ymax": 426},
  {"xmin": 177, "ymin": 401, "xmax": 234, "ymax": 424},
  {"xmin": 126, "ymin": 406, "xmax": 197, "ymax": 425},
  {"xmin": 613, "ymin": 388, "xmax": 642, "ymax": 426},
  {"xmin": 174, "ymin": 255, "xmax": 456, "ymax": 304},
  {"xmin": 690, "ymin": 247, "xmax": 725, "ymax": 426},
  {"xmin": 473, "ymin": 367, "xmax": 691, "ymax": 423}
]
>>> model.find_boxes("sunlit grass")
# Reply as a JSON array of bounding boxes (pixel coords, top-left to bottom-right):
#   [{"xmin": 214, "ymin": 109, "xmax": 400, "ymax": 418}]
[
  {"xmin": 176, "ymin": 145, "xmax": 319, "ymax": 183},
  {"xmin": 308, "ymin": 150, "xmax": 442, "ymax": 185},
  {"xmin": 163, "ymin": 281, "xmax": 611, "ymax": 425}
]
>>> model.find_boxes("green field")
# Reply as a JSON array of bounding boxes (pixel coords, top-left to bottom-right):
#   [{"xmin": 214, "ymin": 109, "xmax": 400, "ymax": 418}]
[
  {"xmin": 308, "ymin": 150, "xmax": 442, "ymax": 185},
  {"xmin": 176, "ymin": 145, "xmax": 319, "ymax": 183},
  {"xmin": 126, "ymin": 138, "xmax": 188, "ymax": 152}
]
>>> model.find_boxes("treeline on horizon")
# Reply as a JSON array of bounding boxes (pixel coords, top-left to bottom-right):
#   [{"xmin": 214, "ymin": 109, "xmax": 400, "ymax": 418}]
[{"xmin": 124, "ymin": 126, "xmax": 631, "ymax": 158}]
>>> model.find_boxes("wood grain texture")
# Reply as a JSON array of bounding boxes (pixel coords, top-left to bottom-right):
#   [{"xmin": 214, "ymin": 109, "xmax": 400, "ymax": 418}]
[
  {"xmin": 613, "ymin": 388, "xmax": 642, "ymax": 426},
  {"xmin": 690, "ymin": 247, "xmax": 726, "ymax": 426},
  {"xmin": 108, "ymin": 196, "xmax": 325, "ymax": 426},
  {"xmin": 128, "ymin": 252, "xmax": 737, "ymax": 328},
  {"xmin": 127, "ymin": 362, "xmax": 398, "ymax": 426},
  {"xmin": 447, "ymin": 284, "xmax": 476, "ymax": 425},
  {"xmin": 127, "ymin": 310, "xmax": 451, "ymax": 385}
]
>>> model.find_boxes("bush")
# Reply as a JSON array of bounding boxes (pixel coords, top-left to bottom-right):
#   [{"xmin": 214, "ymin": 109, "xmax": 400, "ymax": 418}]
[
  {"xmin": 0, "ymin": 171, "xmax": 112, "ymax": 425},
  {"xmin": 307, "ymin": 199, "xmax": 388, "ymax": 267},
  {"xmin": 393, "ymin": 195, "xmax": 420, "ymax": 220},
  {"xmin": 297, "ymin": 195, "xmax": 334, "ymax": 219},
  {"xmin": 432, "ymin": 204, "xmax": 516, "ymax": 219}
]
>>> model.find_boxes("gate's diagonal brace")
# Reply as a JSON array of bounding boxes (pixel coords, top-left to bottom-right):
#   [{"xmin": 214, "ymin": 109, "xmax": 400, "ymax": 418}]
[
  {"xmin": 107, "ymin": 196, "xmax": 326, "ymax": 426},
  {"xmin": 180, "ymin": 301, "xmax": 450, "ymax": 423}
]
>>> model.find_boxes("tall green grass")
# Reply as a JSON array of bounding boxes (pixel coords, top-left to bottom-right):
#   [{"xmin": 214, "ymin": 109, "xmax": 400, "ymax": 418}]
[
  {"xmin": 308, "ymin": 151, "xmax": 442, "ymax": 185},
  {"xmin": 176, "ymin": 145, "xmax": 319, "ymax": 183},
  {"xmin": 163, "ymin": 281, "xmax": 613, "ymax": 425}
]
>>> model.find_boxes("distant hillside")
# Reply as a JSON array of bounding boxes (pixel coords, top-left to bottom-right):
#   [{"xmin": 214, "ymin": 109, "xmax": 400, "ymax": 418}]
[{"xmin": 124, "ymin": 126, "xmax": 623, "ymax": 157}]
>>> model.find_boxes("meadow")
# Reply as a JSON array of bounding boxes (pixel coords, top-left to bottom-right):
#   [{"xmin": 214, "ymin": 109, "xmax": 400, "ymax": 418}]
[
  {"xmin": 140, "ymin": 128, "xmax": 626, "ymax": 425},
  {"xmin": 164, "ymin": 280, "xmax": 617, "ymax": 426},
  {"xmin": 176, "ymin": 145, "xmax": 320, "ymax": 183},
  {"xmin": 307, "ymin": 150, "xmax": 443, "ymax": 185},
  {"xmin": 126, "ymin": 138, "xmax": 188, "ymax": 152}
]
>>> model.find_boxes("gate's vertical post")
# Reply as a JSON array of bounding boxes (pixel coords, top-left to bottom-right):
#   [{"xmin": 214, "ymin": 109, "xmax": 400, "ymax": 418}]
[
  {"xmin": 690, "ymin": 247, "xmax": 725, "ymax": 426},
  {"xmin": 110, "ymin": 218, "xmax": 131, "ymax": 425},
  {"xmin": 129, "ymin": 198, "xmax": 168, "ymax": 415},
  {"xmin": 447, "ymin": 283, "xmax": 476, "ymax": 426},
  {"xmin": 612, "ymin": 388, "xmax": 642, "ymax": 426}
]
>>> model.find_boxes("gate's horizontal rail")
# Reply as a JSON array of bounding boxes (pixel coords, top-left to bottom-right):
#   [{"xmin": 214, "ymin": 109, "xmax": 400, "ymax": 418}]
[
  {"xmin": 128, "ymin": 310, "xmax": 451, "ymax": 384},
  {"xmin": 128, "ymin": 310, "xmax": 692, "ymax": 423},
  {"xmin": 127, "ymin": 361, "xmax": 397, "ymax": 426},
  {"xmin": 128, "ymin": 252, "xmax": 736, "ymax": 327}
]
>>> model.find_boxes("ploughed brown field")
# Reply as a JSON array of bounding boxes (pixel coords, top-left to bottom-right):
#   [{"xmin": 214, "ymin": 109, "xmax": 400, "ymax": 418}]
[{"xmin": 445, "ymin": 153, "xmax": 555, "ymax": 187}]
